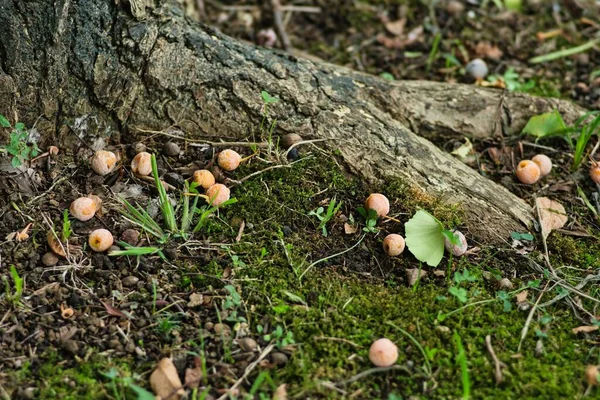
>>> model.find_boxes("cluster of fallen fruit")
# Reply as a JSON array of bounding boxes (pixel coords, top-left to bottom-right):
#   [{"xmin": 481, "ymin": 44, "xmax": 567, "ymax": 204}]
[
  {"xmin": 63, "ymin": 148, "xmax": 241, "ymax": 254},
  {"xmin": 30, "ymin": 141, "xmax": 600, "ymax": 395}
]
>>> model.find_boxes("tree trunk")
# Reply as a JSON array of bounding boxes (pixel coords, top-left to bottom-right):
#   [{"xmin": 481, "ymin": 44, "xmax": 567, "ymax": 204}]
[{"xmin": 0, "ymin": 0, "xmax": 586, "ymax": 243}]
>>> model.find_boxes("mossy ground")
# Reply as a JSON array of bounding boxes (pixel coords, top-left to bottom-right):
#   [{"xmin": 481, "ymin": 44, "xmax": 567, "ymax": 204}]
[{"xmin": 6, "ymin": 152, "xmax": 597, "ymax": 399}]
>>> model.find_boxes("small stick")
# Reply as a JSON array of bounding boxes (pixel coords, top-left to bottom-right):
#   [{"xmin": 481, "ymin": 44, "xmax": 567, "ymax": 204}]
[
  {"xmin": 335, "ymin": 365, "xmax": 410, "ymax": 386},
  {"xmin": 134, "ymin": 174, "xmax": 176, "ymax": 191},
  {"xmin": 235, "ymin": 220, "xmax": 245, "ymax": 242},
  {"xmin": 485, "ymin": 335, "xmax": 506, "ymax": 384},
  {"xmin": 517, "ymin": 281, "xmax": 549, "ymax": 353},
  {"xmin": 314, "ymin": 336, "xmax": 361, "ymax": 348},
  {"xmin": 216, "ymin": 344, "xmax": 275, "ymax": 400},
  {"xmin": 271, "ymin": 0, "xmax": 291, "ymax": 51}
]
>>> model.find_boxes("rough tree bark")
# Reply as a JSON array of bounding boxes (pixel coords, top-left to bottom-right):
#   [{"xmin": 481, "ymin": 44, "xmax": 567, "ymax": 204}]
[{"xmin": 0, "ymin": 0, "xmax": 586, "ymax": 242}]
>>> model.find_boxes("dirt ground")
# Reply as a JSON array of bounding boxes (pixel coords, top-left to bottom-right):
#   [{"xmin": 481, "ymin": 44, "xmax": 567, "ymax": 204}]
[{"xmin": 1, "ymin": 1, "xmax": 600, "ymax": 399}]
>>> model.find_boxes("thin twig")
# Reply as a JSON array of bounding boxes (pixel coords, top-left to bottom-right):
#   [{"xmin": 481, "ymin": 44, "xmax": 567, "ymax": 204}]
[
  {"xmin": 313, "ymin": 336, "xmax": 361, "ymax": 348},
  {"xmin": 216, "ymin": 344, "xmax": 275, "ymax": 400},
  {"xmin": 271, "ymin": 0, "xmax": 291, "ymax": 51},
  {"xmin": 484, "ymin": 335, "xmax": 506, "ymax": 384},
  {"xmin": 299, "ymin": 233, "xmax": 366, "ymax": 281},
  {"xmin": 517, "ymin": 281, "xmax": 550, "ymax": 353},
  {"xmin": 334, "ymin": 365, "xmax": 410, "ymax": 386}
]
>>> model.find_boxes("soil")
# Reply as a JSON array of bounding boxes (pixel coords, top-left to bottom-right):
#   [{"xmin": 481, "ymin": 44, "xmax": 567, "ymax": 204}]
[{"xmin": 1, "ymin": 1, "xmax": 600, "ymax": 399}]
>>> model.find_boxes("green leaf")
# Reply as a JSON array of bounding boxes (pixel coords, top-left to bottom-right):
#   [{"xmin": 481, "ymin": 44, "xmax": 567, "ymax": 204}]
[
  {"xmin": 14, "ymin": 122, "xmax": 25, "ymax": 131},
  {"xmin": 502, "ymin": 299, "xmax": 512, "ymax": 312},
  {"xmin": 261, "ymin": 90, "xmax": 279, "ymax": 104},
  {"xmin": 129, "ymin": 385, "xmax": 156, "ymax": 400},
  {"xmin": 521, "ymin": 110, "xmax": 566, "ymax": 139},
  {"xmin": 0, "ymin": 114, "xmax": 10, "ymax": 128},
  {"xmin": 449, "ymin": 286, "xmax": 468, "ymax": 303},
  {"xmin": 405, "ymin": 210, "xmax": 445, "ymax": 267},
  {"xmin": 380, "ymin": 72, "xmax": 395, "ymax": 81},
  {"xmin": 11, "ymin": 157, "xmax": 22, "ymax": 168}
]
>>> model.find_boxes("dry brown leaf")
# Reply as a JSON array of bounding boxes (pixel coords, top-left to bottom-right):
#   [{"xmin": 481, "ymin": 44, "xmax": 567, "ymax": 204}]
[
  {"xmin": 150, "ymin": 358, "xmax": 185, "ymax": 400},
  {"xmin": 536, "ymin": 197, "xmax": 568, "ymax": 240},
  {"xmin": 184, "ymin": 366, "xmax": 202, "ymax": 389},
  {"xmin": 187, "ymin": 293, "xmax": 204, "ymax": 308},
  {"xmin": 344, "ymin": 222, "xmax": 358, "ymax": 234},
  {"xmin": 572, "ymin": 325, "xmax": 599, "ymax": 334},
  {"xmin": 515, "ymin": 290, "xmax": 528, "ymax": 304},
  {"xmin": 101, "ymin": 301, "xmax": 130, "ymax": 319},
  {"xmin": 384, "ymin": 18, "xmax": 406, "ymax": 36},
  {"xmin": 273, "ymin": 384, "xmax": 288, "ymax": 400},
  {"xmin": 475, "ymin": 42, "xmax": 503, "ymax": 60},
  {"xmin": 47, "ymin": 231, "xmax": 66, "ymax": 257},
  {"xmin": 405, "ymin": 268, "xmax": 427, "ymax": 286}
]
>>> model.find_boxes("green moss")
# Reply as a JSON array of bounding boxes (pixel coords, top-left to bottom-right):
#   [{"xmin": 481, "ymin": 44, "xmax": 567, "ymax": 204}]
[{"xmin": 5, "ymin": 152, "xmax": 594, "ymax": 399}]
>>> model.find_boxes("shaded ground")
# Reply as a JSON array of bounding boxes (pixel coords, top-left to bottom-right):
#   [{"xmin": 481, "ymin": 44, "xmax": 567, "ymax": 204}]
[{"xmin": 1, "ymin": 1, "xmax": 600, "ymax": 399}]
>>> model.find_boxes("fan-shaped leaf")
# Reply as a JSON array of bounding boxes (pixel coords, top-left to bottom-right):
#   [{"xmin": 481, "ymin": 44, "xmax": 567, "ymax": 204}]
[{"xmin": 405, "ymin": 210, "xmax": 445, "ymax": 267}]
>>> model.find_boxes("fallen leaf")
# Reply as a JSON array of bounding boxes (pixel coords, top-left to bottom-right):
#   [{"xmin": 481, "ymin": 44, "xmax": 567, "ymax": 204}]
[
  {"xmin": 536, "ymin": 197, "xmax": 568, "ymax": 240},
  {"xmin": 47, "ymin": 231, "xmax": 66, "ymax": 257},
  {"xmin": 344, "ymin": 222, "xmax": 358, "ymax": 234},
  {"xmin": 475, "ymin": 41, "xmax": 503, "ymax": 60},
  {"xmin": 572, "ymin": 325, "xmax": 599, "ymax": 334},
  {"xmin": 187, "ymin": 293, "xmax": 204, "ymax": 308},
  {"xmin": 515, "ymin": 290, "xmax": 528, "ymax": 304},
  {"xmin": 273, "ymin": 384, "xmax": 287, "ymax": 400},
  {"xmin": 384, "ymin": 18, "xmax": 406, "ymax": 36},
  {"xmin": 101, "ymin": 301, "xmax": 130, "ymax": 319},
  {"xmin": 184, "ymin": 366, "xmax": 202, "ymax": 389},
  {"xmin": 150, "ymin": 358, "xmax": 185, "ymax": 400},
  {"xmin": 405, "ymin": 268, "xmax": 428, "ymax": 286},
  {"xmin": 451, "ymin": 138, "xmax": 474, "ymax": 161}
]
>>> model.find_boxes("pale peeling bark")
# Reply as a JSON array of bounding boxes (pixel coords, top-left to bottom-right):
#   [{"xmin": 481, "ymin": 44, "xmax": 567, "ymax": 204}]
[{"xmin": 0, "ymin": 0, "xmax": 587, "ymax": 242}]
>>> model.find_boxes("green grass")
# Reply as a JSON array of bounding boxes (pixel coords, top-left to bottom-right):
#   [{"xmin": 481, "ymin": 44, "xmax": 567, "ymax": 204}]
[{"xmin": 5, "ymin": 155, "xmax": 595, "ymax": 399}]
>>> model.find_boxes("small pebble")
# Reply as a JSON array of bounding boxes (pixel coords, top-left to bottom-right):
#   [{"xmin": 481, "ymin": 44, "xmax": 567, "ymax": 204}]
[
  {"xmin": 281, "ymin": 133, "xmax": 302, "ymax": 149},
  {"xmin": 271, "ymin": 352, "xmax": 288, "ymax": 366},
  {"xmin": 498, "ymin": 278, "xmax": 514, "ymax": 290},
  {"xmin": 42, "ymin": 252, "xmax": 59, "ymax": 266},
  {"xmin": 214, "ymin": 323, "xmax": 231, "ymax": 336},
  {"xmin": 62, "ymin": 339, "xmax": 79, "ymax": 355},
  {"xmin": 162, "ymin": 142, "xmax": 180, "ymax": 157},
  {"xmin": 120, "ymin": 229, "xmax": 140, "ymax": 246},
  {"xmin": 238, "ymin": 337, "xmax": 258, "ymax": 352},
  {"xmin": 122, "ymin": 276, "xmax": 140, "ymax": 287}
]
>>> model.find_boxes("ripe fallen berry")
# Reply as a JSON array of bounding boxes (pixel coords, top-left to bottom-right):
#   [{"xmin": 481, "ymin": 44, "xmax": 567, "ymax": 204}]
[
  {"xmin": 444, "ymin": 230, "xmax": 468, "ymax": 256},
  {"xmin": 585, "ymin": 365, "xmax": 599, "ymax": 386},
  {"xmin": 193, "ymin": 169, "xmax": 216, "ymax": 189},
  {"xmin": 365, "ymin": 193, "xmax": 390, "ymax": 218},
  {"xmin": 515, "ymin": 160, "xmax": 541, "ymax": 184},
  {"xmin": 70, "ymin": 197, "xmax": 96, "ymax": 221},
  {"xmin": 131, "ymin": 151, "xmax": 152, "ymax": 176},
  {"xmin": 217, "ymin": 149, "xmax": 242, "ymax": 172},
  {"xmin": 466, "ymin": 58, "xmax": 489, "ymax": 80},
  {"xmin": 206, "ymin": 183, "xmax": 231, "ymax": 207},
  {"xmin": 532, "ymin": 154, "xmax": 552, "ymax": 177},
  {"xmin": 88, "ymin": 229, "xmax": 114, "ymax": 252},
  {"xmin": 383, "ymin": 234, "xmax": 405, "ymax": 256},
  {"xmin": 590, "ymin": 164, "xmax": 600, "ymax": 184},
  {"xmin": 90, "ymin": 150, "xmax": 117, "ymax": 176},
  {"xmin": 369, "ymin": 338, "xmax": 398, "ymax": 367}
]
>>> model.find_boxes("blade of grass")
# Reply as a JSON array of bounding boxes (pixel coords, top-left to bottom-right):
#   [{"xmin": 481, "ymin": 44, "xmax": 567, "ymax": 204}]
[
  {"xmin": 529, "ymin": 39, "xmax": 599, "ymax": 64},
  {"xmin": 119, "ymin": 197, "xmax": 165, "ymax": 239},
  {"xmin": 151, "ymin": 154, "xmax": 177, "ymax": 233}
]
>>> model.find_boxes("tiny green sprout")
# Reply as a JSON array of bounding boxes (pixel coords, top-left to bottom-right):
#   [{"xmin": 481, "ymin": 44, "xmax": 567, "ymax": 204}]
[
  {"xmin": 4, "ymin": 265, "xmax": 24, "ymax": 305},
  {"xmin": 0, "ymin": 115, "xmax": 41, "ymax": 168},
  {"xmin": 510, "ymin": 231, "xmax": 534, "ymax": 241},
  {"xmin": 62, "ymin": 209, "xmax": 72, "ymax": 242},
  {"xmin": 357, "ymin": 206, "xmax": 378, "ymax": 233},
  {"xmin": 449, "ymin": 286, "xmax": 468, "ymax": 303},
  {"xmin": 308, "ymin": 198, "xmax": 342, "ymax": 236},
  {"xmin": 497, "ymin": 291, "xmax": 512, "ymax": 312}
]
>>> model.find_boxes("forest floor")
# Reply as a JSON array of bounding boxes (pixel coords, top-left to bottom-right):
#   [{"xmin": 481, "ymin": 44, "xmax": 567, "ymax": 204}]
[{"xmin": 1, "ymin": 1, "xmax": 600, "ymax": 399}]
